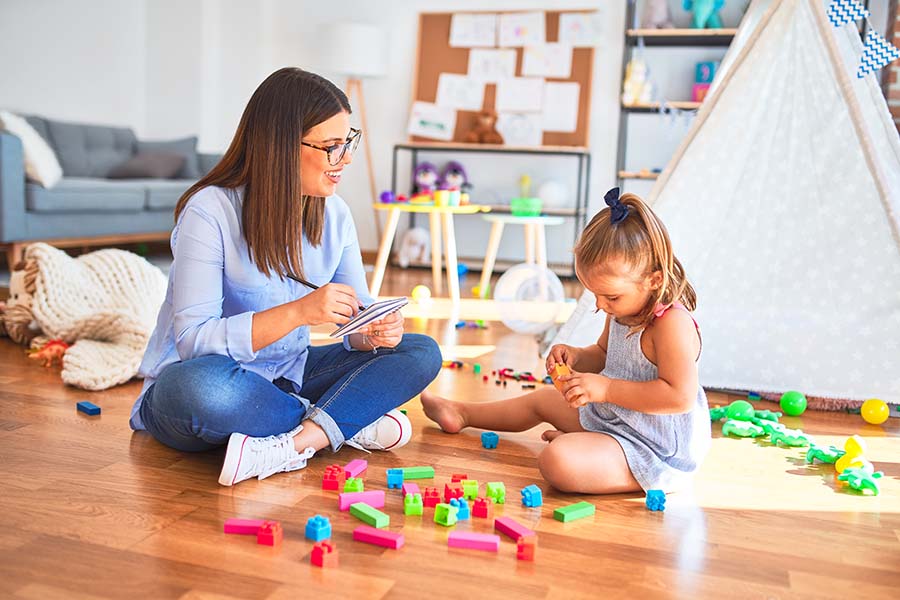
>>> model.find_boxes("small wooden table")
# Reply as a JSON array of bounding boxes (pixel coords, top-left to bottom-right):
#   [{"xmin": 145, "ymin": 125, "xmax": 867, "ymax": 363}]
[{"xmin": 370, "ymin": 203, "xmax": 491, "ymax": 303}]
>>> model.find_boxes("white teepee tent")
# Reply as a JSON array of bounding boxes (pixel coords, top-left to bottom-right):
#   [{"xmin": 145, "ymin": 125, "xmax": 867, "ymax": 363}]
[{"xmin": 553, "ymin": 0, "xmax": 900, "ymax": 403}]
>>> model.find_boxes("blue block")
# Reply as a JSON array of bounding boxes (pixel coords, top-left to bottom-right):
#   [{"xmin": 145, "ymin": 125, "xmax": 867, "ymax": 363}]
[
  {"xmin": 305, "ymin": 515, "xmax": 332, "ymax": 541},
  {"xmin": 481, "ymin": 431, "xmax": 499, "ymax": 449},
  {"xmin": 76, "ymin": 401, "xmax": 100, "ymax": 416},
  {"xmin": 695, "ymin": 61, "xmax": 718, "ymax": 84},
  {"xmin": 521, "ymin": 484, "xmax": 543, "ymax": 508},
  {"xmin": 646, "ymin": 489, "xmax": 666, "ymax": 511},
  {"xmin": 449, "ymin": 497, "xmax": 470, "ymax": 520},
  {"xmin": 386, "ymin": 468, "xmax": 404, "ymax": 489}
]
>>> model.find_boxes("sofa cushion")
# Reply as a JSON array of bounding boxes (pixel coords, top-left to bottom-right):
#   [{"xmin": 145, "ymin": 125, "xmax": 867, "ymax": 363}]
[
  {"xmin": 108, "ymin": 152, "xmax": 186, "ymax": 179},
  {"xmin": 34, "ymin": 118, "xmax": 137, "ymax": 178},
  {"xmin": 144, "ymin": 179, "xmax": 194, "ymax": 210},
  {"xmin": 27, "ymin": 177, "xmax": 145, "ymax": 213},
  {"xmin": 136, "ymin": 136, "xmax": 200, "ymax": 179},
  {"xmin": 0, "ymin": 111, "xmax": 63, "ymax": 188}
]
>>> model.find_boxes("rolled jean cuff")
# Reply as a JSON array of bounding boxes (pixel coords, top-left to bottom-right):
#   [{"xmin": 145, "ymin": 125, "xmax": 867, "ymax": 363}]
[{"xmin": 304, "ymin": 405, "xmax": 346, "ymax": 452}]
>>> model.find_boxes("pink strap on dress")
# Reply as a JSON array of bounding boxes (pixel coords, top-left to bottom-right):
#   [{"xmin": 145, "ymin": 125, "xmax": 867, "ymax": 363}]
[{"xmin": 653, "ymin": 302, "xmax": 700, "ymax": 334}]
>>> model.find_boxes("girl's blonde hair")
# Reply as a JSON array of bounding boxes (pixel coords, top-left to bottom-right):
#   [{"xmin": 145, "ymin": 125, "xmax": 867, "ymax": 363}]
[{"xmin": 574, "ymin": 192, "xmax": 696, "ymax": 332}]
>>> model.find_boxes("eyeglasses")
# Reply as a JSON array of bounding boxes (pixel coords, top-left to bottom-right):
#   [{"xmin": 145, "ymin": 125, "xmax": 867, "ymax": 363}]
[{"xmin": 301, "ymin": 128, "xmax": 361, "ymax": 166}]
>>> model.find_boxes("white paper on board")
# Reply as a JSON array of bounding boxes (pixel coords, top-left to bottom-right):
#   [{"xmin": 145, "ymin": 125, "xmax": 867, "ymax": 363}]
[
  {"xmin": 496, "ymin": 112, "xmax": 543, "ymax": 146},
  {"xmin": 450, "ymin": 13, "xmax": 497, "ymax": 47},
  {"xmin": 541, "ymin": 82, "xmax": 580, "ymax": 133},
  {"xmin": 436, "ymin": 73, "xmax": 485, "ymax": 111},
  {"xmin": 498, "ymin": 12, "xmax": 545, "ymax": 47},
  {"xmin": 495, "ymin": 77, "xmax": 544, "ymax": 113},
  {"xmin": 467, "ymin": 48, "xmax": 517, "ymax": 83},
  {"xmin": 558, "ymin": 12, "xmax": 602, "ymax": 47},
  {"xmin": 521, "ymin": 43, "xmax": 573, "ymax": 78},
  {"xmin": 407, "ymin": 101, "xmax": 457, "ymax": 141}
]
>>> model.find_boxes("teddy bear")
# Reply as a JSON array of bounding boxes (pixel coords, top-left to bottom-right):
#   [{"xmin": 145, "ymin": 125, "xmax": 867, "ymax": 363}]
[
  {"xmin": 464, "ymin": 111, "xmax": 504, "ymax": 145},
  {"xmin": 397, "ymin": 227, "xmax": 431, "ymax": 269}
]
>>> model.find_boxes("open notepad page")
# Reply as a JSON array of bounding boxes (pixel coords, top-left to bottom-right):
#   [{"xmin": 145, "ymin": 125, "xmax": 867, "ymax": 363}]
[{"xmin": 330, "ymin": 297, "xmax": 409, "ymax": 338}]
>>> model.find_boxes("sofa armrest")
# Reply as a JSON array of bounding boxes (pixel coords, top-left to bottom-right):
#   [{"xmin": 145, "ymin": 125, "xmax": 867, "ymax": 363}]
[
  {"xmin": 0, "ymin": 132, "xmax": 27, "ymax": 243},
  {"xmin": 198, "ymin": 152, "xmax": 222, "ymax": 176}
]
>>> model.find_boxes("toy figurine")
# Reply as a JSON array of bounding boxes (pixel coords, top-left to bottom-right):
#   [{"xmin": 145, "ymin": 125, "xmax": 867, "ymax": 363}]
[
  {"xmin": 413, "ymin": 161, "xmax": 439, "ymax": 195},
  {"xmin": 439, "ymin": 161, "xmax": 472, "ymax": 194},
  {"xmin": 683, "ymin": 0, "xmax": 725, "ymax": 29},
  {"xmin": 464, "ymin": 111, "xmax": 504, "ymax": 145}
]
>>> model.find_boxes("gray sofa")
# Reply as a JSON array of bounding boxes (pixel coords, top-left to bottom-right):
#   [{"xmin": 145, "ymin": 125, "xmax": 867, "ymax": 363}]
[{"xmin": 0, "ymin": 115, "xmax": 221, "ymax": 266}]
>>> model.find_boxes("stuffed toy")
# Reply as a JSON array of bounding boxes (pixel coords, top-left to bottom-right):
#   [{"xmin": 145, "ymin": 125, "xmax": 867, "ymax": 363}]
[
  {"xmin": 439, "ymin": 161, "xmax": 472, "ymax": 194},
  {"xmin": 642, "ymin": 0, "xmax": 675, "ymax": 28},
  {"xmin": 0, "ymin": 243, "xmax": 167, "ymax": 390},
  {"xmin": 622, "ymin": 57, "xmax": 654, "ymax": 106},
  {"xmin": 464, "ymin": 111, "xmax": 504, "ymax": 145},
  {"xmin": 413, "ymin": 162, "xmax": 439, "ymax": 195},
  {"xmin": 397, "ymin": 227, "xmax": 430, "ymax": 269},
  {"xmin": 683, "ymin": 0, "xmax": 725, "ymax": 29}
]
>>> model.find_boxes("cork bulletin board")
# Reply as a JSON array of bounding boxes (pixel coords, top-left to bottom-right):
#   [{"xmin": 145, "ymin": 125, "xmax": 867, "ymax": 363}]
[{"xmin": 410, "ymin": 10, "xmax": 596, "ymax": 147}]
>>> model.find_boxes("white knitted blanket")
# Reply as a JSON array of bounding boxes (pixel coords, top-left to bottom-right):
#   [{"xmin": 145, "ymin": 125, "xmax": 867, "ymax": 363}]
[{"xmin": 25, "ymin": 243, "xmax": 167, "ymax": 390}]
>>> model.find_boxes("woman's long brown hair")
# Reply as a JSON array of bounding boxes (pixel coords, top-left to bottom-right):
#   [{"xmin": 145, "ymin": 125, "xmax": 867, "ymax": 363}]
[{"xmin": 174, "ymin": 67, "xmax": 351, "ymax": 279}]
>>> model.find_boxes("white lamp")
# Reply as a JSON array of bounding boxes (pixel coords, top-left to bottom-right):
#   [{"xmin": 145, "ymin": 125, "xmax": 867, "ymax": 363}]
[{"xmin": 321, "ymin": 23, "xmax": 388, "ymax": 239}]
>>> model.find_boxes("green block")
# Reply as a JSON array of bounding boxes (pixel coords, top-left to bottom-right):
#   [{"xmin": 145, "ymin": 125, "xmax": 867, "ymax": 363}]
[
  {"xmin": 486, "ymin": 482, "xmax": 506, "ymax": 504},
  {"xmin": 344, "ymin": 477, "xmax": 364, "ymax": 492},
  {"xmin": 433, "ymin": 503, "xmax": 458, "ymax": 527},
  {"xmin": 554, "ymin": 501, "xmax": 595, "ymax": 522},
  {"xmin": 461, "ymin": 479, "xmax": 479, "ymax": 500},
  {"xmin": 473, "ymin": 363, "xmax": 481, "ymax": 374},
  {"xmin": 350, "ymin": 502, "xmax": 389, "ymax": 528},
  {"xmin": 400, "ymin": 466, "xmax": 435, "ymax": 479},
  {"xmin": 404, "ymin": 493, "xmax": 423, "ymax": 516}
]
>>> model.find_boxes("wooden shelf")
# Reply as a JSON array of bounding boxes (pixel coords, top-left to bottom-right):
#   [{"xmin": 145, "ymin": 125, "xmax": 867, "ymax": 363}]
[
  {"xmin": 626, "ymin": 28, "xmax": 737, "ymax": 47},
  {"xmin": 618, "ymin": 170, "xmax": 660, "ymax": 180},
  {"xmin": 485, "ymin": 205, "xmax": 577, "ymax": 217},
  {"xmin": 622, "ymin": 101, "xmax": 702, "ymax": 113},
  {"xmin": 397, "ymin": 141, "xmax": 589, "ymax": 155}
]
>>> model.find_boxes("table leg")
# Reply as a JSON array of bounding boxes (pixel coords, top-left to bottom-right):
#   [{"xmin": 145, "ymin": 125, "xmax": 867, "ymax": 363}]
[
  {"xmin": 442, "ymin": 212, "xmax": 460, "ymax": 303},
  {"xmin": 429, "ymin": 211, "xmax": 443, "ymax": 294},
  {"xmin": 479, "ymin": 220, "xmax": 505, "ymax": 299},
  {"xmin": 369, "ymin": 208, "xmax": 401, "ymax": 298},
  {"xmin": 524, "ymin": 223, "xmax": 536, "ymax": 264},
  {"xmin": 536, "ymin": 223, "xmax": 547, "ymax": 270}
]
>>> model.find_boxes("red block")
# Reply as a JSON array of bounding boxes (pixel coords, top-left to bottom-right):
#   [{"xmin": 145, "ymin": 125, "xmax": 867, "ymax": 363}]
[
  {"xmin": 311, "ymin": 541, "xmax": 339, "ymax": 567},
  {"xmin": 223, "ymin": 518, "xmax": 266, "ymax": 535},
  {"xmin": 472, "ymin": 497, "xmax": 494, "ymax": 519},
  {"xmin": 423, "ymin": 487, "xmax": 441, "ymax": 508},
  {"xmin": 353, "ymin": 525, "xmax": 404, "ymax": 549},
  {"xmin": 517, "ymin": 536, "xmax": 537, "ymax": 561},
  {"xmin": 443, "ymin": 482, "xmax": 464, "ymax": 503},
  {"xmin": 322, "ymin": 464, "xmax": 346, "ymax": 491},
  {"xmin": 451, "ymin": 473, "xmax": 469, "ymax": 482},
  {"xmin": 256, "ymin": 520, "xmax": 283, "ymax": 546}
]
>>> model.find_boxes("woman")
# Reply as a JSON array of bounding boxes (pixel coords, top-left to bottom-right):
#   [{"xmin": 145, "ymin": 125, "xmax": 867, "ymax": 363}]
[{"xmin": 130, "ymin": 68, "xmax": 442, "ymax": 486}]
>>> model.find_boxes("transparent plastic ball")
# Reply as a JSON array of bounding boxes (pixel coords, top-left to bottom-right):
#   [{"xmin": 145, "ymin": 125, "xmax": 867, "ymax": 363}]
[{"xmin": 493, "ymin": 263, "xmax": 565, "ymax": 334}]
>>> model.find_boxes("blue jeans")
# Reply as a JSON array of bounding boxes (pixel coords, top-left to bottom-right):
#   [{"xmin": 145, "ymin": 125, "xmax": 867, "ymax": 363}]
[{"xmin": 139, "ymin": 333, "xmax": 441, "ymax": 453}]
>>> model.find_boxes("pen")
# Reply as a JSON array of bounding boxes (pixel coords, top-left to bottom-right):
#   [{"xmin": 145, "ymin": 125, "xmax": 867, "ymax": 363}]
[{"xmin": 286, "ymin": 274, "xmax": 367, "ymax": 311}]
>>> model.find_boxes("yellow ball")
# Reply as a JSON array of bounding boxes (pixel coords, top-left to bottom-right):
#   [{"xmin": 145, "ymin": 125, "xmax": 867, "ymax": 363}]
[
  {"xmin": 411, "ymin": 284, "xmax": 432, "ymax": 303},
  {"xmin": 860, "ymin": 398, "xmax": 890, "ymax": 425}
]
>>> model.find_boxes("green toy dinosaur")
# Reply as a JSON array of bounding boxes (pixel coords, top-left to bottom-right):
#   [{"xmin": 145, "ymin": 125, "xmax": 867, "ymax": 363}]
[
  {"xmin": 806, "ymin": 444, "xmax": 846, "ymax": 465},
  {"xmin": 769, "ymin": 427, "xmax": 814, "ymax": 448},
  {"xmin": 683, "ymin": 0, "xmax": 725, "ymax": 29},
  {"xmin": 722, "ymin": 419, "xmax": 766, "ymax": 438},
  {"xmin": 838, "ymin": 466, "xmax": 883, "ymax": 496}
]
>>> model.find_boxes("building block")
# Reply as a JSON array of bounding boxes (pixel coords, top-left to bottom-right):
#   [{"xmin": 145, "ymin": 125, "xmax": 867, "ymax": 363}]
[
  {"xmin": 304, "ymin": 515, "xmax": 331, "ymax": 542},
  {"xmin": 645, "ymin": 490, "xmax": 666, "ymax": 511},
  {"xmin": 695, "ymin": 61, "xmax": 717, "ymax": 83},
  {"xmin": 443, "ymin": 482, "xmax": 464, "ymax": 503},
  {"xmin": 448, "ymin": 531, "xmax": 500, "ymax": 552},
  {"xmin": 310, "ymin": 540, "xmax": 339, "ymax": 567},
  {"xmin": 350, "ymin": 502, "xmax": 390, "ymax": 528},
  {"xmin": 494, "ymin": 516, "xmax": 535, "ymax": 541},
  {"xmin": 461, "ymin": 479, "xmax": 479, "ymax": 500},
  {"xmin": 353, "ymin": 525, "xmax": 405, "ymax": 549},
  {"xmin": 401, "ymin": 482, "xmax": 420, "ymax": 496},
  {"xmin": 344, "ymin": 458, "xmax": 368, "ymax": 479},
  {"xmin": 521, "ymin": 484, "xmax": 543, "ymax": 507},
  {"xmin": 517, "ymin": 536, "xmax": 537, "ymax": 561},
  {"xmin": 692, "ymin": 83, "xmax": 711, "ymax": 103},
  {"xmin": 472, "ymin": 497, "xmax": 494, "ymax": 519},
  {"xmin": 553, "ymin": 501, "xmax": 596, "ymax": 522},
  {"xmin": 256, "ymin": 520, "xmax": 283, "ymax": 546},
  {"xmin": 344, "ymin": 477, "xmax": 364, "ymax": 493},
  {"xmin": 76, "ymin": 401, "xmax": 101, "ymax": 416},
  {"xmin": 400, "ymin": 466, "xmax": 435, "ymax": 479},
  {"xmin": 322, "ymin": 464, "xmax": 346, "ymax": 491},
  {"xmin": 404, "ymin": 493, "xmax": 424, "ymax": 516},
  {"xmin": 449, "ymin": 498, "xmax": 470, "ymax": 520},
  {"xmin": 434, "ymin": 503, "xmax": 459, "ymax": 527},
  {"xmin": 451, "ymin": 473, "xmax": 468, "ymax": 482},
  {"xmin": 339, "ymin": 490, "xmax": 385, "ymax": 511},
  {"xmin": 481, "ymin": 431, "xmax": 499, "ymax": 449},
  {"xmin": 422, "ymin": 487, "xmax": 441, "ymax": 508},
  {"xmin": 550, "ymin": 364, "xmax": 571, "ymax": 392},
  {"xmin": 386, "ymin": 468, "xmax": 404, "ymax": 489},
  {"xmin": 223, "ymin": 518, "xmax": 266, "ymax": 535},
  {"xmin": 486, "ymin": 482, "xmax": 506, "ymax": 504}
]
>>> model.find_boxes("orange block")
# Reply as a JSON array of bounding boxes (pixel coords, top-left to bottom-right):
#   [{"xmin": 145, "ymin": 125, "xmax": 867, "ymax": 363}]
[
  {"xmin": 551, "ymin": 364, "xmax": 572, "ymax": 392},
  {"xmin": 517, "ymin": 536, "xmax": 537, "ymax": 561}
]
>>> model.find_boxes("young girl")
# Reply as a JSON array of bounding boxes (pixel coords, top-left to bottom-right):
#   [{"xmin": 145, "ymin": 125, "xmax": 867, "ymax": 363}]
[{"xmin": 422, "ymin": 188, "xmax": 710, "ymax": 494}]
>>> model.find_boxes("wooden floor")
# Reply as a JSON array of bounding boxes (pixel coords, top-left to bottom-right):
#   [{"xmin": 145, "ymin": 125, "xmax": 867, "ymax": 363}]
[{"xmin": 1, "ymin": 267, "xmax": 899, "ymax": 599}]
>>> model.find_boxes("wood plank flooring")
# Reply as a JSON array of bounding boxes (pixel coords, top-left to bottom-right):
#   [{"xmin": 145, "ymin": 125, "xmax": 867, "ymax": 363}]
[{"xmin": 1, "ymin": 267, "xmax": 898, "ymax": 599}]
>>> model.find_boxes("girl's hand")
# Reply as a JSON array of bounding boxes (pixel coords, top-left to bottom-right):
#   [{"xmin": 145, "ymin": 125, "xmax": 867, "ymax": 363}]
[
  {"xmin": 358, "ymin": 310, "xmax": 404, "ymax": 349},
  {"xmin": 546, "ymin": 344, "xmax": 580, "ymax": 373},
  {"xmin": 558, "ymin": 371, "xmax": 611, "ymax": 408},
  {"xmin": 294, "ymin": 283, "xmax": 360, "ymax": 326}
]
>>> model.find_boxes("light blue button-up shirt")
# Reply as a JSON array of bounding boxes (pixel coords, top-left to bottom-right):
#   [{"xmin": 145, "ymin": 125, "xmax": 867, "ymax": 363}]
[{"xmin": 129, "ymin": 185, "xmax": 374, "ymax": 430}]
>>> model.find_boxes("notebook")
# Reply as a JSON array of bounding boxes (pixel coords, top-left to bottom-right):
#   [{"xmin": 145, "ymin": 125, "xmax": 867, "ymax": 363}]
[{"xmin": 330, "ymin": 296, "xmax": 409, "ymax": 338}]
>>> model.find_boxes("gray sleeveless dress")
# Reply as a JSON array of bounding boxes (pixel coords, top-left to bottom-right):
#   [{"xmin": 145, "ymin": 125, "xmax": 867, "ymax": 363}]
[{"xmin": 578, "ymin": 307, "xmax": 711, "ymax": 492}]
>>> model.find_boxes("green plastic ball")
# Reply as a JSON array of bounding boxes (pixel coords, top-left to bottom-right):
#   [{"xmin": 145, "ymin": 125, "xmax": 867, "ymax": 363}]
[
  {"xmin": 725, "ymin": 400, "xmax": 755, "ymax": 421},
  {"xmin": 780, "ymin": 391, "xmax": 807, "ymax": 416}
]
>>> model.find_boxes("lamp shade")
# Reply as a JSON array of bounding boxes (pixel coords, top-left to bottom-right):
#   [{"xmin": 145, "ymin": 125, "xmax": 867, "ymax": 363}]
[{"xmin": 321, "ymin": 23, "xmax": 387, "ymax": 78}]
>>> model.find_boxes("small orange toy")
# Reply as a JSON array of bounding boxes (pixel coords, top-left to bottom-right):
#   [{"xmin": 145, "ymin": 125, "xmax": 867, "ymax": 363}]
[
  {"xmin": 550, "ymin": 364, "xmax": 572, "ymax": 392},
  {"xmin": 27, "ymin": 339, "xmax": 69, "ymax": 368}
]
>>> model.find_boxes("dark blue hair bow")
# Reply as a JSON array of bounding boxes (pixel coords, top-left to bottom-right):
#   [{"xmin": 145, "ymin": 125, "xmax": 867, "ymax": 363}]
[{"xmin": 605, "ymin": 187, "xmax": 629, "ymax": 224}]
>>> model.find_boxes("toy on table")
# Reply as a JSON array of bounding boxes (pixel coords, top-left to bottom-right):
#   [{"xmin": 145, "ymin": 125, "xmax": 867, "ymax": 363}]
[
  {"xmin": 464, "ymin": 111, "xmax": 504, "ymax": 144},
  {"xmin": 439, "ymin": 160, "xmax": 473, "ymax": 199},
  {"xmin": 642, "ymin": 0, "xmax": 674, "ymax": 28},
  {"xmin": 837, "ymin": 465, "xmax": 883, "ymax": 496},
  {"xmin": 413, "ymin": 161, "xmax": 439, "ymax": 195},
  {"xmin": 860, "ymin": 398, "xmax": 889, "ymax": 425},
  {"xmin": 379, "ymin": 190, "xmax": 395, "ymax": 203},
  {"xmin": 780, "ymin": 390, "xmax": 807, "ymax": 416},
  {"xmin": 683, "ymin": 0, "xmax": 725, "ymax": 29},
  {"xmin": 645, "ymin": 489, "xmax": 666, "ymax": 511}
]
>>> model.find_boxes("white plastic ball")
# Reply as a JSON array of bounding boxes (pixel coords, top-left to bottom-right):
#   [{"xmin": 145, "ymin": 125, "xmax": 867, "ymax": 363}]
[
  {"xmin": 493, "ymin": 263, "xmax": 565, "ymax": 334},
  {"xmin": 537, "ymin": 181, "xmax": 568, "ymax": 209}
]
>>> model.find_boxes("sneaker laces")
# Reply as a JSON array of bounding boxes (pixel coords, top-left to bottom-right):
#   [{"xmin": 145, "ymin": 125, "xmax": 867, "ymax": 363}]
[{"xmin": 247, "ymin": 425, "xmax": 315, "ymax": 480}]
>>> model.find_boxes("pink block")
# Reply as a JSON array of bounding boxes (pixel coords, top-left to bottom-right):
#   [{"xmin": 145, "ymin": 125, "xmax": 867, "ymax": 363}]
[
  {"xmin": 402, "ymin": 482, "xmax": 421, "ymax": 496},
  {"xmin": 339, "ymin": 490, "xmax": 386, "ymax": 511},
  {"xmin": 344, "ymin": 458, "xmax": 368, "ymax": 479},
  {"xmin": 448, "ymin": 531, "xmax": 500, "ymax": 552},
  {"xmin": 353, "ymin": 525, "xmax": 404, "ymax": 549},
  {"xmin": 223, "ymin": 518, "xmax": 266, "ymax": 535},
  {"xmin": 494, "ymin": 516, "xmax": 535, "ymax": 541}
]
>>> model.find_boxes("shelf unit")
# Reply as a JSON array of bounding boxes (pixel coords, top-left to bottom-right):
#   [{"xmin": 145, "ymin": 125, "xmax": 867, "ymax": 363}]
[{"xmin": 616, "ymin": 2, "xmax": 737, "ymax": 190}]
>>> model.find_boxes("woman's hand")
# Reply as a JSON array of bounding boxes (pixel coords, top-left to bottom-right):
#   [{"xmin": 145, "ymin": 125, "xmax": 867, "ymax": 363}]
[
  {"xmin": 545, "ymin": 344, "xmax": 581, "ymax": 373},
  {"xmin": 293, "ymin": 283, "xmax": 360, "ymax": 326},
  {"xmin": 358, "ymin": 310, "xmax": 404, "ymax": 349},
  {"xmin": 557, "ymin": 370, "xmax": 610, "ymax": 408}
]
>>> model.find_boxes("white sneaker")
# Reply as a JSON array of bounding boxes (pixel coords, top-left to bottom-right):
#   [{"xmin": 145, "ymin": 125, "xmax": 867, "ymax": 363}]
[
  {"xmin": 345, "ymin": 409, "xmax": 412, "ymax": 452},
  {"xmin": 218, "ymin": 425, "xmax": 316, "ymax": 486}
]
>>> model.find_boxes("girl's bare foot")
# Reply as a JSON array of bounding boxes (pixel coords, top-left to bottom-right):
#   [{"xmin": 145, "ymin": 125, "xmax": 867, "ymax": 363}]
[
  {"xmin": 420, "ymin": 391, "xmax": 468, "ymax": 433},
  {"xmin": 541, "ymin": 429, "xmax": 564, "ymax": 442}
]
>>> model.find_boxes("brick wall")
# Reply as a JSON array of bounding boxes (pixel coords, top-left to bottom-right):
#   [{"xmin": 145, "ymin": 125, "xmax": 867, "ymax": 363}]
[{"xmin": 885, "ymin": 0, "xmax": 900, "ymax": 133}]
